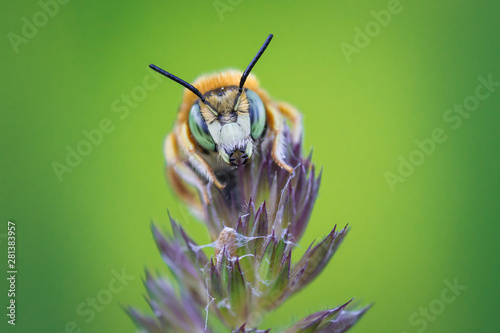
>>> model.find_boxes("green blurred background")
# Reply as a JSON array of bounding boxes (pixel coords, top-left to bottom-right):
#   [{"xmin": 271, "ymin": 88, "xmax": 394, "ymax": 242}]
[{"xmin": 1, "ymin": 0, "xmax": 499, "ymax": 332}]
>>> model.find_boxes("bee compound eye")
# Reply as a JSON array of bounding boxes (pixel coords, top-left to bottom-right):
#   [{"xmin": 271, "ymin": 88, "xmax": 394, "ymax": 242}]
[
  {"xmin": 245, "ymin": 89, "xmax": 266, "ymax": 139},
  {"xmin": 188, "ymin": 103, "xmax": 216, "ymax": 151}
]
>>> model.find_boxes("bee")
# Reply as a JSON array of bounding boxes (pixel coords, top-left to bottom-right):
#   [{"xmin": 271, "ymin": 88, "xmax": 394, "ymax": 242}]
[{"xmin": 150, "ymin": 34, "xmax": 302, "ymax": 205}]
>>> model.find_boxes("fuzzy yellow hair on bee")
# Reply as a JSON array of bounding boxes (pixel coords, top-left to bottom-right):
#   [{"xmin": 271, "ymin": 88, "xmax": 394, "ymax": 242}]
[{"xmin": 150, "ymin": 34, "xmax": 303, "ymax": 206}]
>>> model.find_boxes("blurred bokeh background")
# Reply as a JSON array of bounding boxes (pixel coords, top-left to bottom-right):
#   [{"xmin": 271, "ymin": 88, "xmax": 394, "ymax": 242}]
[{"xmin": 1, "ymin": 0, "xmax": 499, "ymax": 332}]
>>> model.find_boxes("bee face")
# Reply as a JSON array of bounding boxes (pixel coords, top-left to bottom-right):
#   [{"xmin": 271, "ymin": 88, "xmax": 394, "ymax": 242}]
[
  {"xmin": 188, "ymin": 86, "xmax": 266, "ymax": 166},
  {"xmin": 150, "ymin": 34, "xmax": 300, "ymax": 203}
]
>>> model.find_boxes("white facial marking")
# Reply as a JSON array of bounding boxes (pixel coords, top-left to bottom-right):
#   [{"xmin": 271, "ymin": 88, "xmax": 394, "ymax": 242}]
[
  {"xmin": 207, "ymin": 121, "xmax": 222, "ymax": 144},
  {"xmin": 220, "ymin": 123, "xmax": 245, "ymax": 145},
  {"xmin": 237, "ymin": 114, "xmax": 251, "ymax": 134},
  {"xmin": 206, "ymin": 113, "xmax": 253, "ymax": 164}
]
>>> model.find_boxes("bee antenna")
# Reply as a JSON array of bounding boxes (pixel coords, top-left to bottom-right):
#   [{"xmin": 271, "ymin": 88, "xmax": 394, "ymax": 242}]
[
  {"xmin": 239, "ymin": 34, "xmax": 274, "ymax": 93},
  {"xmin": 149, "ymin": 64, "xmax": 207, "ymax": 103}
]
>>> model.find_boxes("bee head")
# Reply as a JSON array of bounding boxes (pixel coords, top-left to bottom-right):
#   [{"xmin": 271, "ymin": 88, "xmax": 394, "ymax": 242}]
[
  {"xmin": 150, "ymin": 34, "xmax": 273, "ymax": 167},
  {"xmin": 189, "ymin": 86, "xmax": 266, "ymax": 165}
]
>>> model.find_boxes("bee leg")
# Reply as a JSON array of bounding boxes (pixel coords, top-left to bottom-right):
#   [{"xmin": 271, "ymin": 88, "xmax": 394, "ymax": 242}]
[
  {"xmin": 167, "ymin": 123, "xmax": 226, "ymax": 203},
  {"xmin": 266, "ymin": 105, "xmax": 294, "ymax": 174},
  {"xmin": 165, "ymin": 133, "xmax": 209, "ymax": 206},
  {"xmin": 276, "ymin": 102, "xmax": 303, "ymax": 144}
]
